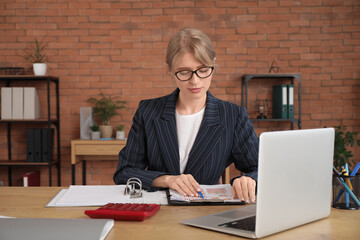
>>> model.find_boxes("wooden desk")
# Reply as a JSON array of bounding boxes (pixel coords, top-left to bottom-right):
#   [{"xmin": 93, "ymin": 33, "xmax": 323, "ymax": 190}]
[
  {"xmin": 0, "ymin": 187, "xmax": 359, "ymax": 240},
  {"xmin": 71, "ymin": 139, "xmax": 126, "ymax": 185}
]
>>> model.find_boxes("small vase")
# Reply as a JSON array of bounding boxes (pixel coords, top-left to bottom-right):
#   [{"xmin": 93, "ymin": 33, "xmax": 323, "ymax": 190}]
[
  {"xmin": 99, "ymin": 125, "xmax": 113, "ymax": 138},
  {"xmin": 91, "ymin": 131, "xmax": 100, "ymax": 140},
  {"xmin": 33, "ymin": 63, "xmax": 47, "ymax": 76},
  {"xmin": 116, "ymin": 131, "xmax": 125, "ymax": 140}
]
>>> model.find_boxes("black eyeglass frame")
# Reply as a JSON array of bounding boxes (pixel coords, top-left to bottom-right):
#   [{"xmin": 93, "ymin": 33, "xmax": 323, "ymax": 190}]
[{"xmin": 174, "ymin": 66, "xmax": 214, "ymax": 82}]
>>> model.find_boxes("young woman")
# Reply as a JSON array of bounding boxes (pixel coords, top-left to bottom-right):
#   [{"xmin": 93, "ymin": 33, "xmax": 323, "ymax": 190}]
[{"xmin": 114, "ymin": 28, "xmax": 258, "ymax": 203}]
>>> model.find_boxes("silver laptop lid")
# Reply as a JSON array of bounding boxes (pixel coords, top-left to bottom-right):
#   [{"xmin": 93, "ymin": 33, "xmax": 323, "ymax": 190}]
[{"xmin": 255, "ymin": 128, "xmax": 334, "ymax": 238}]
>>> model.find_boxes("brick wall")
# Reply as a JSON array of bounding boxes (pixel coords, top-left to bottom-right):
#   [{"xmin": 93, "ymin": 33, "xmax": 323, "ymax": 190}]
[{"xmin": 0, "ymin": 0, "xmax": 359, "ymax": 186}]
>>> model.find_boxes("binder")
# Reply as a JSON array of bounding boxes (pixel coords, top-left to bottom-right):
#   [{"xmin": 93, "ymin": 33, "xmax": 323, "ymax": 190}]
[
  {"xmin": 12, "ymin": 87, "xmax": 24, "ymax": 119},
  {"xmin": 167, "ymin": 184, "xmax": 244, "ymax": 206},
  {"xmin": 23, "ymin": 171, "xmax": 40, "ymax": 187},
  {"xmin": 23, "ymin": 87, "xmax": 40, "ymax": 119},
  {"xmin": 41, "ymin": 128, "xmax": 54, "ymax": 162},
  {"xmin": 26, "ymin": 129, "xmax": 34, "ymax": 162},
  {"xmin": 1, "ymin": 87, "xmax": 12, "ymax": 119},
  {"xmin": 272, "ymin": 85, "xmax": 288, "ymax": 119},
  {"xmin": 287, "ymin": 84, "xmax": 294, "ymax": 119},
  {"xmin": 33, "ymin": 128, "xmax": 42, "ymax": 162}
]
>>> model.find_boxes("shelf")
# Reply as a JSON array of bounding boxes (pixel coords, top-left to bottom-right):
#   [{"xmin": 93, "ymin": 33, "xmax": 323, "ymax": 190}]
[
  {"xmin": 0, "ymin": 75, "xmax": 59, "ymax": 83},
  {"xmin": 0, "ymin": 75, "xmax": 61, "ymax": 186},
  {"xmin": 242, "ymin": 73, "xmax": 302, "ymax": 130},
  {"xmin": 250, "ymin": 118, "xmax": 300, "ymax": 122},
  {"xmin": 0, "ymin": 119, "xmax": 59, "ymax": 123},
  {"xmin": 0, "ymin": 160, "xmax": 59, "ymax": 166}
]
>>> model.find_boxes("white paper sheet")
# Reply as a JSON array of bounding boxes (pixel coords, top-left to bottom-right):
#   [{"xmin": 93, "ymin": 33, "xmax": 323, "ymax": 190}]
[
  {"xmin": 47, "ymin": 185, "xmax": 168, "ymax": 207},
  {"xmin": 169, "ymin": 184, "xmax": 242, "ymax": 203}
]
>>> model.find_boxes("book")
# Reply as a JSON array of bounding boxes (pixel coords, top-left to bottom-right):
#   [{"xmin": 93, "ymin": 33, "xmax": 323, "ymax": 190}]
[
  {"xmin": 1, "ymin": 87, "xmax": 12, "ymax": 119},
  {"xmin": 23, "ymin": 87, "xmax": 40, "ymax": 119},
  {"xmin": 23, "ymin": 171, "xmax": 40, "ymax": 187},
  {"xmin": 12, "ymin": 87, "xmax": 24, "ymax": 119}
]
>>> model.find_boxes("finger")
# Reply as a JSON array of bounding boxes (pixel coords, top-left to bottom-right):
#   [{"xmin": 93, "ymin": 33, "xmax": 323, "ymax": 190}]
[
  {"xmin": 231, "ymin": 185, "xmax": 239, "ymax": 199},
  {"xmin": 240, "ymin": 178, "xmax": 250, "ymax": 203},
  {"xmin": 186, "ymin": 175, "xmax": 201, "ymax": 196},
  {"xmin": 233, "ymin": 178, "xmax": 244, "ymax": 201},
  {"xmin": 248, "ymin": 180, "xmax": 256, "ymax": 203},
  {"xmin": 181, "ymin": 175, "xmax": 200, "ymax": 197}
]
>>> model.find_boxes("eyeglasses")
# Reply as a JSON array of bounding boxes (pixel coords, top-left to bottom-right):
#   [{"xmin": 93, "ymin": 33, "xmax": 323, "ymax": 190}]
[{"xmin": 174, "ymin": 66, "xmax": 214, "ymax": 82}]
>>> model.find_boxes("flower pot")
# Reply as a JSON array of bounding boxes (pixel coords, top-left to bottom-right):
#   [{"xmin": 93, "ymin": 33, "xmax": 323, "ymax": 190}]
[
  {"xmin": 99, "ymin": 125, "xmax": 113, "ymax": 138},
  {"xmin": 116, "ymin": 131, "xmax": 125, "ymax": 140},
  {"xmin": 91, "ymin": 131, "xmax": 100, "ymax": 140},
  {"xmin": 33, "ymin": 63, "xmax": 47, "ymax": 76}
]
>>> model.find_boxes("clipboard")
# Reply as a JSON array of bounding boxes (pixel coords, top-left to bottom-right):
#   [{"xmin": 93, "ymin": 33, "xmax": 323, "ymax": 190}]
[{"xmin": 166, "ymin": 184, "xmax": 245, "ymax": 206}]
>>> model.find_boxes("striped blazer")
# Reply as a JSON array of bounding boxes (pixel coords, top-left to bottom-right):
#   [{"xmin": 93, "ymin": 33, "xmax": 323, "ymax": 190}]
[{"xmin": 113, "ymin": 88, "xmax": 259, "ymax": 190}]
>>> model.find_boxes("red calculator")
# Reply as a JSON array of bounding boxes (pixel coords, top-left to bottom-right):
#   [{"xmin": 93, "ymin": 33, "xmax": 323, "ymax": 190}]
[{"xmin": 84, "ymin": 203, "xmax": 160, "ymax": 221}]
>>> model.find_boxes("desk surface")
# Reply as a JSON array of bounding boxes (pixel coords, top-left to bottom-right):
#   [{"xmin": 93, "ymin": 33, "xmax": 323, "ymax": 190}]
[{"xmin": 0, "ymin": 187, "xmax": 359, "ymax": 240}]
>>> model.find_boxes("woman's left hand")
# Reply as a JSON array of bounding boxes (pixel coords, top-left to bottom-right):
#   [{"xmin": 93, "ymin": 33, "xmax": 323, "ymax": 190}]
[{"xmin": 231, "ymin": 176, "xmax": 256, "ymax": 203}]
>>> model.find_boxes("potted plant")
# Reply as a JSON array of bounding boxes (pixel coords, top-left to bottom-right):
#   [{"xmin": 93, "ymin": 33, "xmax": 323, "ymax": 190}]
[
  {"xmin": 87, "ymin": 93, "xmax": 127, "ymax": 138},
  {"xmin": 90, "ymin": 125, "xmax": 100, "ymax": 140},
  {"xmin": 333, "ymin": 125, "xmax": 360, "ymax": 171},
  {"xmin": 116, "ymin": 125, "xmax": 125, "ymax": 140},
  {"xmin": 23, "ymin": 38, "xmax": 49, "ymax": 76},
  {"xmin": 332, "ymin": 125, "xmax": 360, "ymax": 209}
]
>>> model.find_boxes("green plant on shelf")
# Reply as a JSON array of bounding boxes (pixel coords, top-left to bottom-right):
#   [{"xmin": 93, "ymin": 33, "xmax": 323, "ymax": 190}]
[
  {"xmin": 23, "ymin": 38, "xmax": 49, "ymax": 63},
  {"xmin": 87, "ymin": 93, "xmax": 127, "ymax": 126},
  {"xmin": 332, "ymin": 125, "xmax": 360, "ymax": 171},
  {"xmin": 117, "ymin": 125, "xmax": 124, "ymax": 131},
  {"xmin": 89, "ymin": 125, "xmax": 99, "ymax": 132}
]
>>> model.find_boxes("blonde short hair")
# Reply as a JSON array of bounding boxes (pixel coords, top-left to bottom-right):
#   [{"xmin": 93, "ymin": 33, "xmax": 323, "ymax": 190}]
[{"xmin": 166, "ymin": 28, "xmax": 216, "ymax": 71}]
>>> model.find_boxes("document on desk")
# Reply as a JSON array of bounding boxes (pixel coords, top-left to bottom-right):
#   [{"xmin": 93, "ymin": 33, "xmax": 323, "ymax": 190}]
[
  {"xmin": 0, "ymin": 218, "xmax": 113, "ymax": 240},
  {"xmin": 168, "ymin": 184, "xmax": 243, "ymax": 205},
  {"xmin": 47, "ymin": 185, "xmax": 168, "ymax": 207}
]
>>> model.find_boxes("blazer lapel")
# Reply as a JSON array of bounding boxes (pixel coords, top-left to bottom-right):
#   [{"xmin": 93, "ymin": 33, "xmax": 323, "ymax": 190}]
[
  {"xmin": 153, "ymin": 89, "xmax": 180, "ymax": 174},
  {"xmin": 184, "ymin": 92, "xmax": 223, "ymax": 175}
]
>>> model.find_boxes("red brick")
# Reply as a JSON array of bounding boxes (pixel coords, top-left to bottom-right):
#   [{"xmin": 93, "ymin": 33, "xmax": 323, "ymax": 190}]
[{"xmin": 1, "ymin": 0, "xmax": 359, "ymax": 186}]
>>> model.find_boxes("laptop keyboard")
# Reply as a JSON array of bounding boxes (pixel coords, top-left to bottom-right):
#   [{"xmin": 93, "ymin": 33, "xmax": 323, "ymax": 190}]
[{"xmin": 218, "ymin": 216, "xmax": 256, "ymax": 232}]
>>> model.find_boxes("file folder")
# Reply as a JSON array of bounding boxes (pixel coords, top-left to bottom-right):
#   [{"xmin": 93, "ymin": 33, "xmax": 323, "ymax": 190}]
[
  {"xmin": 287, "ymin": 84, "xmax": 294, "ymax": 119},
  {"xmin": 23, "ymin": 87, "xmax": 40, "ymax": 119},
  {"xmin": 41, "ymin": 128, "xmax": 54, "ymax": 162},
  {"xmin": 272, "ymin": 85, "xmax": 287, "ymax": 119},
  {"xmin": 12, "ymin": 87, "xmax": 24, "ymax": 119},
  {"xmin": 26, "ymin": 129, "xmax": 34, "ymax": 162},
  {"xmin": 33, "ymin": 128, "xmax": 42, "ymax": 162},
  {"xmin": 1, "ymin": 87, "xmax": 12, "ymax": 119}
]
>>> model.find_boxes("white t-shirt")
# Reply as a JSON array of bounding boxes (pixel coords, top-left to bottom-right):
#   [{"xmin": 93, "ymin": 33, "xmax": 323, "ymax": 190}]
[{"xmin": 175, "ymin": 107, "xmax": 205, "ymax": 173}]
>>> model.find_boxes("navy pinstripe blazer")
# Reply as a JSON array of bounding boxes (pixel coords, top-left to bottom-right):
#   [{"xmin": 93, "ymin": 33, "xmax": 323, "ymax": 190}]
[{"xmin": 113, "ymin": 88, "xmax": 259, "ymax": 190}]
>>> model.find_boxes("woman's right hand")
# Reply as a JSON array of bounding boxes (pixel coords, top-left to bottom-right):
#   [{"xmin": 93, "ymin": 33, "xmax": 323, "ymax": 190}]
[{"xmin": 152, "ymin": 174, "xmax": 201, "ymax": 197}]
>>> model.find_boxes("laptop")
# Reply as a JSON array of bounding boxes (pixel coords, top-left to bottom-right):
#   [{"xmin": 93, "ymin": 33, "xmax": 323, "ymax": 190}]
[{"xmin": 182, "ymin": 128, "xmax": 335, "ymax": 238}]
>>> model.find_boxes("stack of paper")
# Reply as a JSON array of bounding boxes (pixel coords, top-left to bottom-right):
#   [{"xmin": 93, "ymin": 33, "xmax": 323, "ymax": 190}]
[
  {"xmin": 169, "ymin": 184, "xmax": 241, "ymax": 203},
  {"xmin": 47, "ymin": 185, "xmax": 168, "ymax": 207}
]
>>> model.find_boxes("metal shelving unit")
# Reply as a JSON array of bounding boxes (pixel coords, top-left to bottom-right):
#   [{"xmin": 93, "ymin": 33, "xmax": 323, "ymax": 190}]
[
  {"xmin": 0, "ymin": 75, "xmax": 61, "ymax": 186},
  {"xmin": 241, "ymin": 73, "xmax": 302, "ymax": 129}
]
